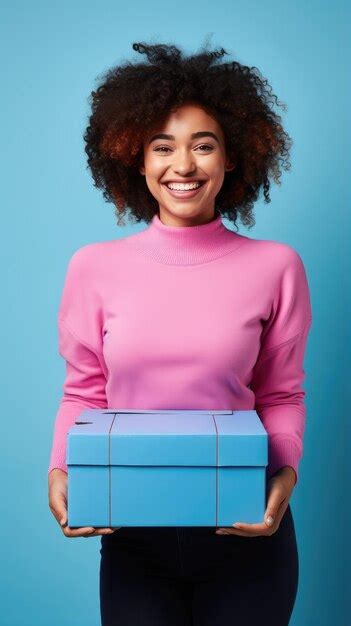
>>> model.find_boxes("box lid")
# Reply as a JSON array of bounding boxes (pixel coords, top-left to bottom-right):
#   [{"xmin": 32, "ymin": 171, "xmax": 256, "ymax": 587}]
[{"xmin": 67, "ymin": 409, "xmax": 267, "ymax": 467}]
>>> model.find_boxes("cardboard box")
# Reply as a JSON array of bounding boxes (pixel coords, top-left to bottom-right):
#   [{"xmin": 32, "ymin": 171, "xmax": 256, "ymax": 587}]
[{"xmin": 67, "ymin": 409, "xmax": 268, "ymax": 527}]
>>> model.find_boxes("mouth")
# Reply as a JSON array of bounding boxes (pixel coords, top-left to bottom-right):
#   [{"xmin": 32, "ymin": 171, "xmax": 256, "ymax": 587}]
[{"xmin": 161, "ymin": 180, "xmax": 207, "ymax": 200}]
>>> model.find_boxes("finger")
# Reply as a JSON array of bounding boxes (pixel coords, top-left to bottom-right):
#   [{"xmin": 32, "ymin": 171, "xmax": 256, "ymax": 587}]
[
  {"xmin": 224, "ymin": 484, "xmax": 284, "ymax": 533},
  {"xmin": 216, "ymin": 523, "xmax": 269, "ymax": 535},
  {"xmin": 49, "ymin": 497, "xmax": 68, "ymax": 527},
  {"xmin": 50, "ymin": 506, "xmax": 68, "ymax": 528},
  {"xmin": 232, "ymin": 521, "xmax": 273, "ymax": 533},
  {"xmin": 63, "ymin": 526, "xmax": 117, "ymax": 538},
  {"xmin": 63, "ymin": 526, "xmax": 107, "ymax": 538},
  {"xmin": 228, "ymin": 499, "xmax": 289, "ymax": 536},
  {"xmin": 263, "ymin": 497, "xmax": 287, "ymax": 530},
  {"xmin": 217, "ymin": 505, "xmax": 284, "ymax": 534},
  {"xmin": 88, "ymin": 526, "xmax": 121, "ymax": 533},
  {"xmin": 264, "ymin": 486, "xmax": 288, "ymax": 528},
  {"xmin": 215, "ymin": 526, "xmax": 249, "ymax": 534},
  {"xmin": 83, "ymin": 528, "xmax": 117, "ymax": 537},
  {"xmin": 88, "ymin": 527, "xmax": 120, "ymax": 535},
  {"xmin": 216, "ymin": 528, "xmax": 261, "ymax": 537},
  {"xmin": 62, "ymin": 526, "xmax": 95, "ymax": 537}
]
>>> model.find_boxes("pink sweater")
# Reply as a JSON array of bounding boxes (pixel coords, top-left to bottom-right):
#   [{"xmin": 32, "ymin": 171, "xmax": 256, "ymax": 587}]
[{"xmin": 48, "ymin": 212, "xmax": 312, "ymax": 484}]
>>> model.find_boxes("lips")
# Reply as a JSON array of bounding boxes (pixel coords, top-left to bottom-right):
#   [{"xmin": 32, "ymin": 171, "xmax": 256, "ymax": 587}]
[
  {"xmin": 163, "ymin": 180, "xmax": 206, "ymax": 185},
  {"xmin": 161, "ymin": 180, "xmax": 207, "ymax": 200}
]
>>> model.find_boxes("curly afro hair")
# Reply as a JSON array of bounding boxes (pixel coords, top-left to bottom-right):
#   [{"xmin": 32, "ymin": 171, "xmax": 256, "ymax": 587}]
[{"xmin": 83, "ymin": 41, "xmax": 292, "ymax": 230}]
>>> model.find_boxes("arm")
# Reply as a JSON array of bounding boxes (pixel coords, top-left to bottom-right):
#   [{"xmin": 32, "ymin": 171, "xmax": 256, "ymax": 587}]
[
  {"xmin": 249, "ymin": 246, "xmax": 313, "ymax": 486},
  {"xmin": 48, "ymin": 319, "xmax": 107, "ymax": 475},
  {"xmin": 48, "ymin": 247, "xmax": 107, "ymax": 475},
  {"xmin": 250, "ymin": 322, "xmax": 312, "ymax": 485}
]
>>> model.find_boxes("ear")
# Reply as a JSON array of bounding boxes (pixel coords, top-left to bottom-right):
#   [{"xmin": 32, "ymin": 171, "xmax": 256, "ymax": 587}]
[
  {"xmin": 225, "ymin": 159, "xmax": 236, "ymax": 173},
  {"xmin": 138, "ymin": 154, "xmax": 145, "ymax": 176}
]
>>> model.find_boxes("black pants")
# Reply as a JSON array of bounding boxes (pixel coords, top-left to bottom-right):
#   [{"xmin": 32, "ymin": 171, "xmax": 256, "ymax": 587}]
[{"xmin": 99, "ymin": 503, "xmax": 298, "ymax": 626}]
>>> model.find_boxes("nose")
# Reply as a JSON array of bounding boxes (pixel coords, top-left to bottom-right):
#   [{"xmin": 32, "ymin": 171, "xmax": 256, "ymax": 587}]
[{"xmin": 172, "ymin": 149, "xmax": 197, "ymax": 176}]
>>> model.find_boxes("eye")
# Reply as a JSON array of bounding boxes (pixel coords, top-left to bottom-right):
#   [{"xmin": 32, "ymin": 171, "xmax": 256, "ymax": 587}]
[
  {"xmin": 153, "ymin": 144, "xmax": 214, "ymax": 154},
  {"xmin": 153, "ymin": 146, "xmax": 172, "ymax": 153},
  {"xmin": 195, "ymin": 144, "xmax": 214, "ymax": 152}
]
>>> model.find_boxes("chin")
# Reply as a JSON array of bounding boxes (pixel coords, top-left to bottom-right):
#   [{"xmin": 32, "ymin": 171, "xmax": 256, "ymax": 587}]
[
  {"xmin": 165, "ymin": 204, "xmax": 210, "ymax": 215},
  {"xmin": 166, "ymin": 209, "xmax": 204, "ymax": 221}
]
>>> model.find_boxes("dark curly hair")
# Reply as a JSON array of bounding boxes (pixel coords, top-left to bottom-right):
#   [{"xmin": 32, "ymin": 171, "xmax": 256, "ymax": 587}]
[{"xmin": 83, "ymin": 41, "xmax": 292, "ymax": 230}]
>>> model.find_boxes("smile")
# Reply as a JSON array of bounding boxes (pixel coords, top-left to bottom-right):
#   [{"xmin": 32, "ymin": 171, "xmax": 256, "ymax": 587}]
[{"xmin": 161, "ymin": 180, "xmax": 207, "ymax": 199}]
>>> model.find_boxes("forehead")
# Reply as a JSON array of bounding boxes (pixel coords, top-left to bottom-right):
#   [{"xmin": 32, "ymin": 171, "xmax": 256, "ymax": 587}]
[
  {"xmin": 166, "ymin": 103, "xmax": 217, "ymax": 125},
  {"xmin": 147, "ymin": 103, "xmax": 223, "ymax": 142}
]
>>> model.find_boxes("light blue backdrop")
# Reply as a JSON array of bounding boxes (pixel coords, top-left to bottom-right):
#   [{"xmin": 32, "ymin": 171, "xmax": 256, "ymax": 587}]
[{"xmin": 1, "ymin": 1, "xmax": 349, "ymax": 625}]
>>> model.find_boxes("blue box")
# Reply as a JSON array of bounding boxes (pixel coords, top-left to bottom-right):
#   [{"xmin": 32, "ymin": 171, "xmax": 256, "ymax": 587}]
[{"xmin": 67, "ymin": 409, "xmax": 268, "ymax": 528}]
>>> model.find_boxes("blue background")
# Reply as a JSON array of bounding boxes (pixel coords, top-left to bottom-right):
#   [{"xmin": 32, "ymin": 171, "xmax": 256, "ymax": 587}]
[{"xmin": 1, "ymin": 1, "xmax": 349, "ymax": 624}]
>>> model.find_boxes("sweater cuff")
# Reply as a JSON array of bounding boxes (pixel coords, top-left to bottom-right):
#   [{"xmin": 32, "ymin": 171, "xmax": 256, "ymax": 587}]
[
  {"xmin": 48, "ymin": 459, "xmax": 68, "ymax": 476},
  {"xmin": 266, "ymin": 438, "xmax": 301, "ymax": 485}
]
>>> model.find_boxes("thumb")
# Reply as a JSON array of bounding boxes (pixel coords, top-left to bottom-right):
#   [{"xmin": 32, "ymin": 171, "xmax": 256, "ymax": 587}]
[
  {"xmin": 51, "ymin": 492, "xmax": 68, "ymax": 527},
  {"xmin": 264, "ymin": 490, "xmax": 283, "ymax": 527},
  {"xmin": 57, "ymin": 498, "xmax": 68, "ymax": 526},
  {"xmin": 265, "ymin": 511, "xmax": 275, "ymax": 527}
]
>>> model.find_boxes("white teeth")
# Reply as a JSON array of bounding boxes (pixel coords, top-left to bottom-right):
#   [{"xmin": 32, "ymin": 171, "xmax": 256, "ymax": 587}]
[{"xmin": 166, "ymin": 181, "xmax": 202, "ymax": 191}]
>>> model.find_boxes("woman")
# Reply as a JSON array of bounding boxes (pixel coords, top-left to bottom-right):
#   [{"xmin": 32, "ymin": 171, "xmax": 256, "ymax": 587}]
[{"xmin": 48, "ymin": 42, "xmax": 312, "ymax": 625}]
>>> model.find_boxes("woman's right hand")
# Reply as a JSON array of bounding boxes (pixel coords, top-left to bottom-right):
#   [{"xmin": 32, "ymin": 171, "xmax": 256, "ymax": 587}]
[{"xmin": 48, "ymin": 468, "xmax": 118, "ymax": 538}]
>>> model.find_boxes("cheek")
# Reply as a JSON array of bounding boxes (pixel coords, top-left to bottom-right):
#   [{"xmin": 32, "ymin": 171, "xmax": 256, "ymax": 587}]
[
  {"xmin": 143, "ymin": 152, "xmax": 163, "ymax": 177},
  {"xmin": 145, "ymin": 167, "xmax": 165, "ymax": 193},
  {"xmin": 143, "ymin": 157, "xmax": 163, "ymax": 191},
  {"xmin": 204, "ymin": 156, "xmax": 226, "ymax": 185},
  {"xmin": 207, "ymin": 168, "xmax": 225, "ymax": 194}
]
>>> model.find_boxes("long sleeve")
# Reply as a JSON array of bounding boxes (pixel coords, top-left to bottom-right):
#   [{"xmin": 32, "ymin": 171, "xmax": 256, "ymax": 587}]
[
  {"xmin": 249, "ymin": 247, "xmax": 313, "ymax": 485},
  {"xmin": 48, "ymin": 247, "xmax": 108, "ymax": 475}
]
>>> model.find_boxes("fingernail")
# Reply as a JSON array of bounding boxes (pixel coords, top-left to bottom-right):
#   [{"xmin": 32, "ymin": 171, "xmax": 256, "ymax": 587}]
[
  {"xmin": 232, "ymin": 523, "xmax": 241, "ymax": 528},
  {"xmin": 60, "ymin": 518, "xmax": 67, "ymax": 527},
  {"xmin": 266, "ymin": 516, "xmax": 274, "ymax": 526}
]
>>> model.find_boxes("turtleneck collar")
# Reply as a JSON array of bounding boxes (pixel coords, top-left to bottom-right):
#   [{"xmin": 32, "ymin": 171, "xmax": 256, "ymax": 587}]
[{"xmin": 124, "ymin": 211, "xmax": 248, "ymax": 266}]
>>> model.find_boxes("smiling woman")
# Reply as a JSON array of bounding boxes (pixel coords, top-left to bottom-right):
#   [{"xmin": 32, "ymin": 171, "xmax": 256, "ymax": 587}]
[
  {"xmin": 138, "ymin": 102, "xmax": 236, "ymax": 226},
  {"xmin": 48, "ymin": 39, "xmax": 312, "ymax": 626},
  {"xmin": 83, "ymin": 41, "xmax": 292, "ymax": 230}
]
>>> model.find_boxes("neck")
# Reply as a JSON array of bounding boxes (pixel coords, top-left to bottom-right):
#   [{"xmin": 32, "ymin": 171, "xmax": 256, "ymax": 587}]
[
  {"xmin": 124, "ymin": 210, "xmax": 247, "ymax": 266},
  {"xmin": 157, "ymin": 209, "xmax": 220, "ymax": 228}
]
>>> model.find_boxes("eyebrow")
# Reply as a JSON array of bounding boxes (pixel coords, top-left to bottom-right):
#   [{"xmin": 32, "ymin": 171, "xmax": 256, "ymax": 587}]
[{"xmin": 148, "ymin": 131, "xmax": 219, "ymax": 145}]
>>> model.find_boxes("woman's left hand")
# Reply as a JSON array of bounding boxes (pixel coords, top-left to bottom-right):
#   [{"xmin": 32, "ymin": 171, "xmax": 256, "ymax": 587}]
[{"xmin": 215, "ymin": 466, "xmax": 296, "ymax": 537}]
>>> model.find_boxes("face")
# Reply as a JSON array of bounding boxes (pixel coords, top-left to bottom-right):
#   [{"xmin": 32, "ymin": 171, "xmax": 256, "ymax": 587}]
[{"xmin": 139, "ymin": 102, "xmax": 235, "ymax": 226}]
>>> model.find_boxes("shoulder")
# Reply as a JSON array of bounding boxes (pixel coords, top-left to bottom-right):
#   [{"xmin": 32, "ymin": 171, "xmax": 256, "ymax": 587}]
[
  {"xmin": 68, "ymin": 238, "xmax": 125, "ymax": 260},
  {"xmin": 65, "ymin": 238, "xmax": 128, "ymax": 275},
  {"xmin": 241, "ymin": 234, "xmax": 306, "ymax": 272}
]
